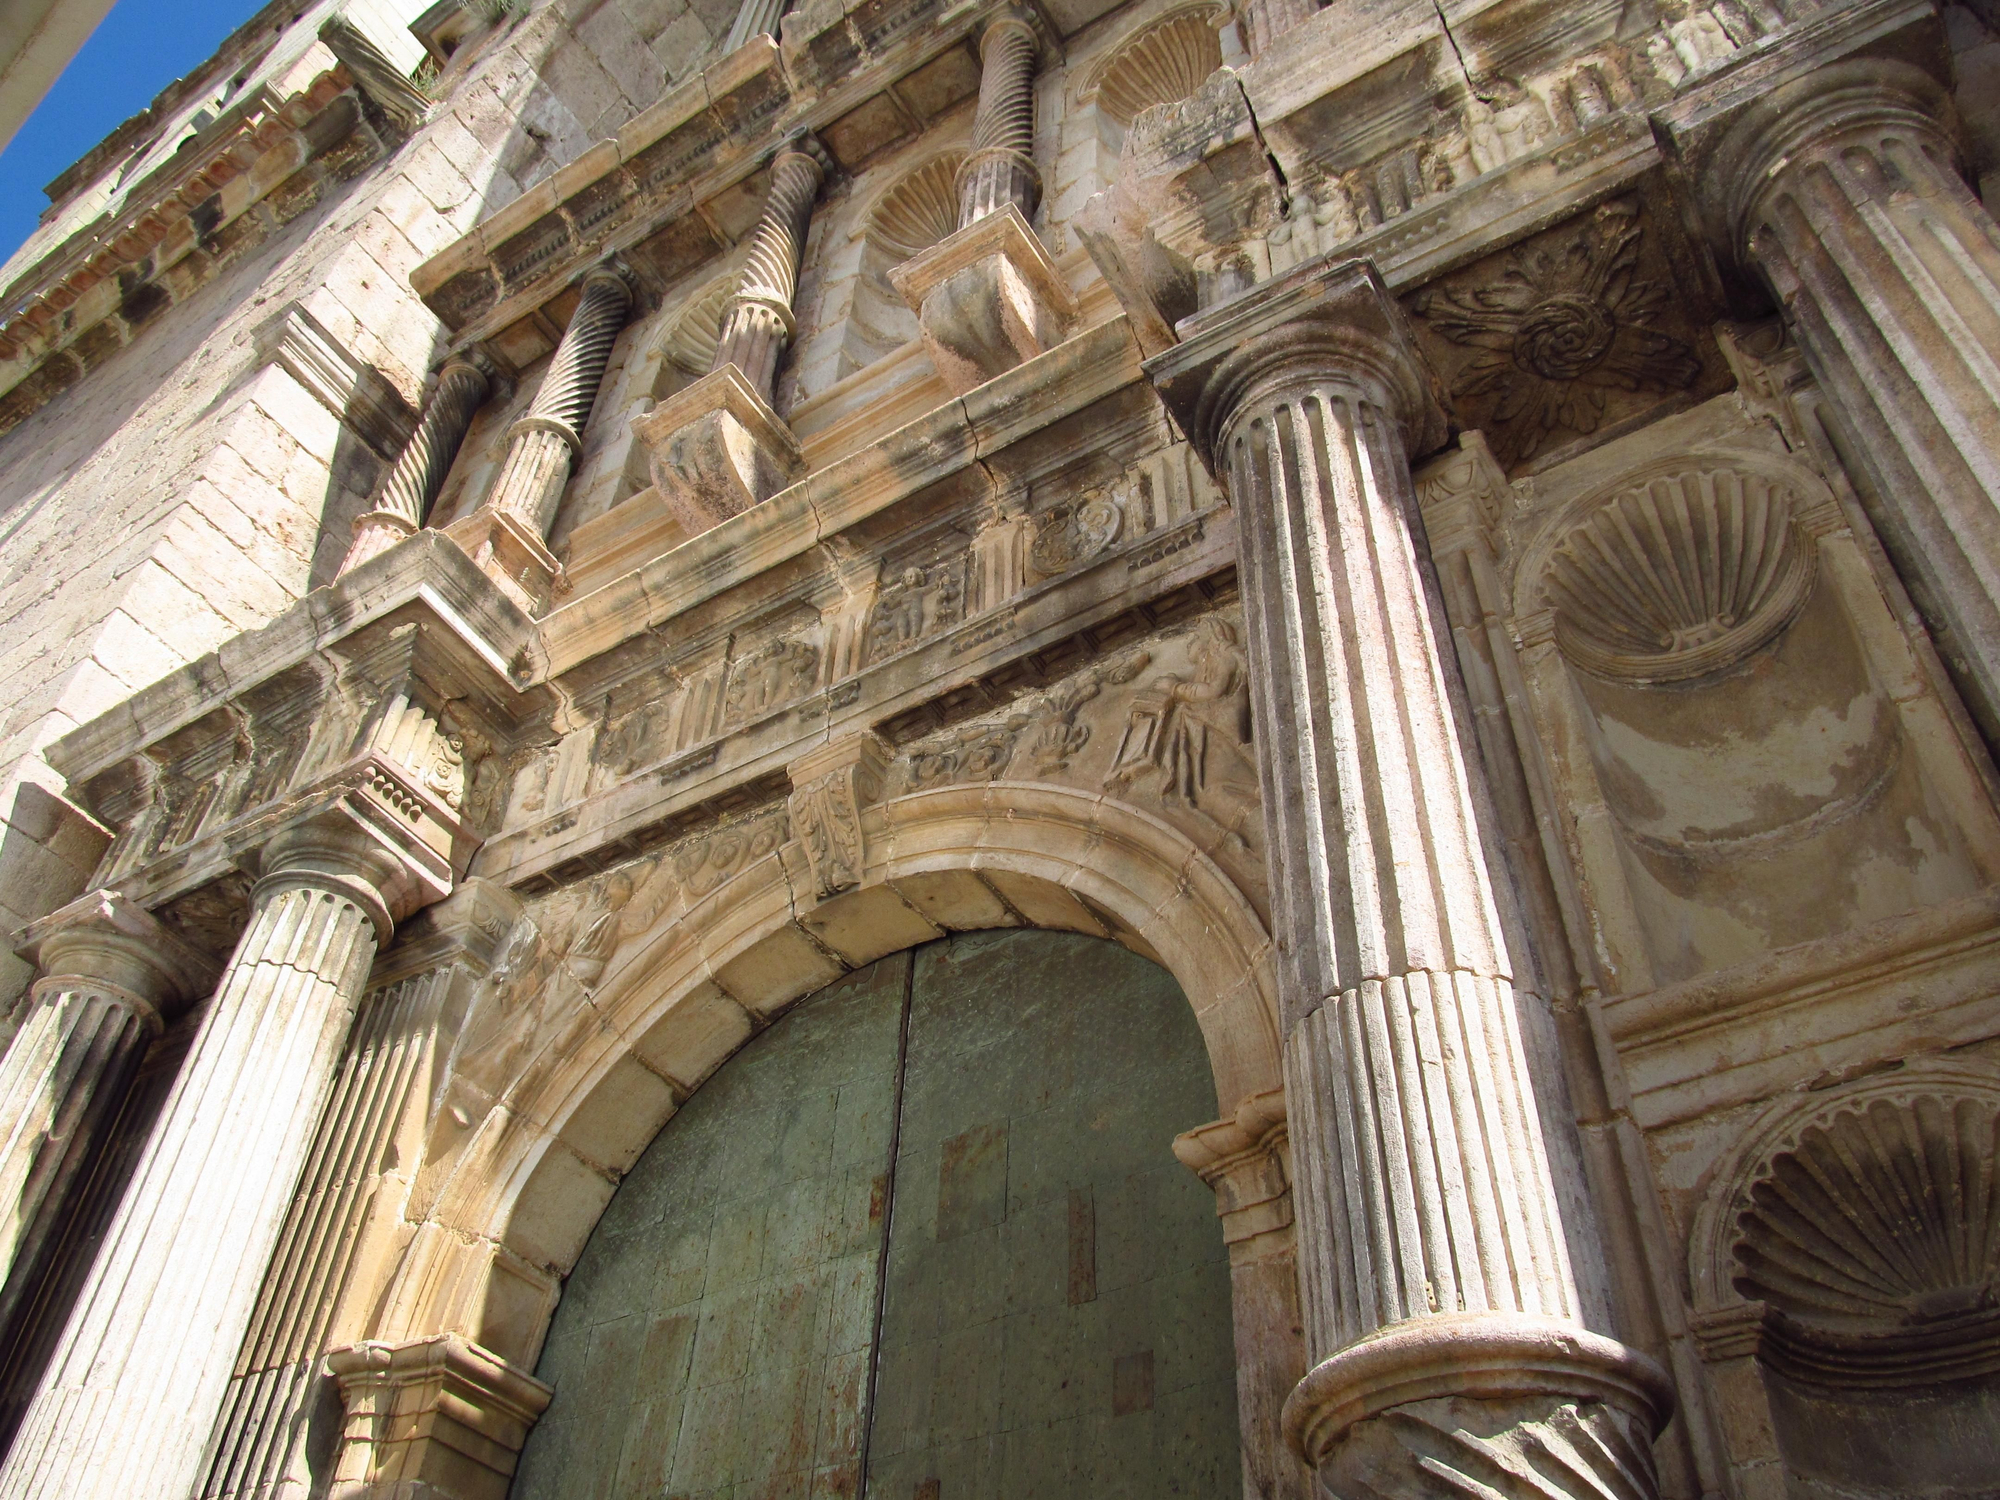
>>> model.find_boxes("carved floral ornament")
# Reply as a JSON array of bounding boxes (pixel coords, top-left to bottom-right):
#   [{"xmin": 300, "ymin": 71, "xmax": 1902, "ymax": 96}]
[
  {"xmin": 1412, "ymin": 200, "xmax": 1701, "ymax": 464},
  {"xmin": 1541, "ymin": 463, "xmax": 1817, "ymax": 683}
]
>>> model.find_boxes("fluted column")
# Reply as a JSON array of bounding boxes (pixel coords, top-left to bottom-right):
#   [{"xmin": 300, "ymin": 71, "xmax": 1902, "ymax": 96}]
[
  {"xmin": 1707, "ymin": 58, "xmax": 2000, "ymax": 746},
  {"xmin": 1147, "ymin": 260, "xmax": 1671, "ymax": 1499},
  {"xmin": 0, "ymin": 812, "xmax": 426, "ymax": 1500},
  {"xmin": 340, "ymin": 355, "xmax": 492, "ymax": 575},
  {"xmin": 0, "ymin": 894, "xmax": 214, "ymax": 1345},
  {"xmin": 710, "ymin": 138, "xmax": 826, "ymax": 401},
  {"xmin": 482, "ymin": 267, "xmax": 632, "ymax": 539},
  {"xmin": 956, "ymin": 11, "xmax": 1040, "ymax": 227}
]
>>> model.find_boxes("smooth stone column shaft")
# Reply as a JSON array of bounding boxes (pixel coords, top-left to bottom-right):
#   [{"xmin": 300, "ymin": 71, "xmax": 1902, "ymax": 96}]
[
  {"xmin": 711, "ymin": 144, "xmax": 825, "ymax": 401},
  {"xmin": 0, "ymin": 829, "xmax": 400, "ymax": 1500},
  {"xmin": 340, "ymin": 357, "xmax": 491, "ymax": 575},
  {"xmin": 1148, "ymin": 263, "xmax": 1671, "ymax": 1497},
  {"xmin": 1718, "ymin": 59, "xmax": 2000, "ymax": 746},
  {"xmin": 483, "ymin": 269, "xmax": 631, "ymax": 538},
  {"xmin": 957, "ymin": 13, "xmax": 1040, "ymax": 228}
]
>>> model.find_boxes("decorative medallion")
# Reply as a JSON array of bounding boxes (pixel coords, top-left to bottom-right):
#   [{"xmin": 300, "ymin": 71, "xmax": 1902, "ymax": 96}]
[
  {"xmin": 1029, "ymin": 494, "xmax": 1122, "ymax": 576},
  {"xmin": 1411, "ymin": 199, "xmax": 1702, "ymax": 465}
]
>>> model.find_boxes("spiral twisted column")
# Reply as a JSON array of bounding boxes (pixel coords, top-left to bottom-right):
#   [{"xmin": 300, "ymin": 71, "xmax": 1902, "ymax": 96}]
[
  {"xmin": 1696, "ymin": 58, "xmax": 2000, "ymax": 749},
  {"xmin": 340, "ymin": 355, "xmax": 492, "ymax": 575},
  {"xmin": 1146, "ymin": 260, "xmax": 1671, "ymax": 1500},
  {"xmin": 0, "ymin": 813, "xmax": 424, "ymax": 1500},
  {"xmin": 482, "ymin": 267, "xmax": 632, "ymax": 539},
  {"xmin": 723, "ymin": 0, "xmax": 789, "ymax": 51},
  {"xmin": 956, "ymin": 12, "xmax": 1040, "ymax": 228},
  {"xmin": 0, "ymin": 895, "xmax": 214, "ymax": 1356},
  {"xmin": 711, "ymin": 141, "xmax": 826, "ymax": 401}
]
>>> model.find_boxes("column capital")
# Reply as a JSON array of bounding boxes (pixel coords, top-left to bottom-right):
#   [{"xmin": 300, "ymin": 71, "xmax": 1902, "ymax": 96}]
[
  {"xmin": 12, "ymin": 889, "xmax": 218, "ymax": 1029},
  {"xmin": 977, "ymin": 5, "xmax": 1040, "ymax": 59},
  {"xmin": 327, "ymin": 1334, "xmax": 552, "ymax": 1500},
  {"xmin": 234, "ymin": 765, "xmax": 467, "ymax": 940},
  {"xmin": 1145, "ymin": 257, "xmax": 1447, "ymax": 467},
  {"xmin": 768, "ymin": 129, "xmax": 832, "ymax": 182},
  {"xmin": 1709, "ymin": 57, "xmax": 1960, "ymax": 266}
]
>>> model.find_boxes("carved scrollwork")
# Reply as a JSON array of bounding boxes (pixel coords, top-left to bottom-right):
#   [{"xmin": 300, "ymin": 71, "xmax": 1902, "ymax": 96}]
[{"xmin": 671, "ymin": 811, "xmax": 789, "ymax": 899}]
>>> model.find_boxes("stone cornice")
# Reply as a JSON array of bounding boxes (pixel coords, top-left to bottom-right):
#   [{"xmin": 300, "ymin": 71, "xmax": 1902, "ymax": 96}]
[
  {"xmin": 528, "ymin": 311, "xmax": 1145, "ymax": 681},
  {"xmin": 413, "ymin": 0, "xmax": 1059, "ymax": 365},
  {"xmin": 0, "ymin": 67, "xmax": 371, "ymax": 436}
]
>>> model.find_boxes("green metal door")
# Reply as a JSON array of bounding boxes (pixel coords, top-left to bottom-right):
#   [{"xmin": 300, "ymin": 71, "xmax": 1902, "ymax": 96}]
[{"xmin": 512, "ymin": 928, "xmax": 1239, "ymax": 1500}]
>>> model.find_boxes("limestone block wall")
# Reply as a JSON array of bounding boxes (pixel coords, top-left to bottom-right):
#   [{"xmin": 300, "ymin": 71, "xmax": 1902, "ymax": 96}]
[{"xmin": 0, "ymin": 0, "xmax": 693, "ymax": 1017}]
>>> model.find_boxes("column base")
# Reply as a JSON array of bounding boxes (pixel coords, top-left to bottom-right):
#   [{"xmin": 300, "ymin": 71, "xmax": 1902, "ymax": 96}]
[
  {"xmin": 1284, "ymin": 1314, "xmax": 1673, "ymax": 1499},
  {"xmin": 443, "ymin": 508, "xmax": 565, "ymax": 615},
  {"xmin": 342, "ymin": 509, "xmax": 418, "ymax": 575},
  {"xmin": 632, "ymin": 365, "xmax": 805, "ymax": 539},
  {"xmin": 889, "ymin": 204, "xmax": 1075, "ymax": 395}
]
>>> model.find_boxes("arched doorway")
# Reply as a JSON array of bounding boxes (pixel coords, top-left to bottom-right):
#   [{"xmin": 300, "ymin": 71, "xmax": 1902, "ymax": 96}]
[{"xmin": 510, "ymin": 927, "xmax": 1241, "ymax": 1498}]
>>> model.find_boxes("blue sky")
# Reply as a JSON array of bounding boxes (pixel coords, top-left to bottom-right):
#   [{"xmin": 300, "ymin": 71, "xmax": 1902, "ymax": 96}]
[{"xmin": 0, "ymin": 0, "xmax": 266, "ymax": 266}]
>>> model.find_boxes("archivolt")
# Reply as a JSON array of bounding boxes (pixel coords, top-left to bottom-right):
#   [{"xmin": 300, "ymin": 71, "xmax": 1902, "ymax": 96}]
[{"xmin": 372, "ymin": 779, "xmax": 1279, "ymax": 1365}]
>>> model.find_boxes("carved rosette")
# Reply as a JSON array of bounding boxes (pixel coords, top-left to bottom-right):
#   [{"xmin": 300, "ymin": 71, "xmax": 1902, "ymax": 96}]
[{"xmin": 1411, "ymin": 200, "xmax": 1701, "ymax": 465}]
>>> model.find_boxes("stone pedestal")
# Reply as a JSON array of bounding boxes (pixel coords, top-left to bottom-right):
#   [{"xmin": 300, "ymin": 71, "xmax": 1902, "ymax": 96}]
[
  {"xmin": 1693, "ymin": 57, "xmax": 2000, "ymax": 747},
  {"xmin": 326, "ymin": 1335, "xmax": 552, "ymax": 1500},
  {"xmin": 0, "ymin": 780, "xmax": 457, "ymax": 1500},
  {"xmin": 444, "ymin": 505, "xmax": 564, "ymax": 615},
  {"xmin": 0, "ymin": 894, "xmax": 215, "ymax": 1343},
  {"xmin": 890, "ymin": 205, "xmax": 1075, "ymax": 394},
  {"xmin": 1147, "ymin": 258, "xmax": 1673, "ymax": 1498},
  {"xmin": 631, "ymin": 364, "xmax": 804, "ymax": 537}
]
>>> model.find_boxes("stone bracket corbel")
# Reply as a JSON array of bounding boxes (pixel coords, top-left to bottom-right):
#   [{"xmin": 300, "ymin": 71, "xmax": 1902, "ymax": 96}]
[
  {"xmin": 326, "ymin": 1333, "xmax": 552, "ymax": 1500},
  {"xmin": 785, "ymin": 732, "xmax": 892, "ymax": 903},
  {"xmin": 630, "ymin": 364, "xmax": 805, "ymax": 538}
]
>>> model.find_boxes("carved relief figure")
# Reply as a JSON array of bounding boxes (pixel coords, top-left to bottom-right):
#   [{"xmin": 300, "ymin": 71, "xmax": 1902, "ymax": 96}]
[
  {"xmin": 1106, "ymin": 616, "xmax": 1253, "ymax": 806},
  {"xmin": 724, "ymin": 638, "xmax": 820, "ymax": 724},
  {"xmin": 868, "ymin": 563, "xmax": 963, "ymax": 657}
]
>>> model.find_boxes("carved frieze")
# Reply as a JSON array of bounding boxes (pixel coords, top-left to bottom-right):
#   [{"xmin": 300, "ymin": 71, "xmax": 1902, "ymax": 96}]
[
  {"xmin": 723, "ymin": 636, "xmax": 821, "ymax": 726},
  {"xmin": 1409, "ymin": 199, "xmax": 1704, "ymax": 467},
  {"xmin": 1030, "ymin": 493, "xmax": 1124, "ymax": 577},
  {"xmin": 672, "ymin": 810, "xmax": 790, "ymax": 899}
]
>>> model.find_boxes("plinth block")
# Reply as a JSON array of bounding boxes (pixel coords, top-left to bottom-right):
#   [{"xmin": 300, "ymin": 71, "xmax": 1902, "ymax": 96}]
[
  {"xmin": 890, "ymin": 205, "xmax": 1076, "ymax": 395},
  {"xmin": 632, "ymin": 365, "xmax": 805, "ymax": 539}
]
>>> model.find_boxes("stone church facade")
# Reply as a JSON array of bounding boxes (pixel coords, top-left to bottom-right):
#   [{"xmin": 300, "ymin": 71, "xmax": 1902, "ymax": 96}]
[{"xmin": 0, "ymin": 0, "xmax": 1995, "ymax": 1494}]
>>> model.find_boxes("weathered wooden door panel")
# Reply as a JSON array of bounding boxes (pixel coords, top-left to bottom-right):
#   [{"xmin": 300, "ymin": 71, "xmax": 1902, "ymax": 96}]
[
  {"xmin": 512, "ymin": 930, "xmax": 1238, "ymax": 1500},
  {"xmin": 513, "ymin": 953, "xmax": 908, "ymax": 1500},
  {"xmin": 865, "ymin": 931, "xmax": 1238, "ymax": 1500}
]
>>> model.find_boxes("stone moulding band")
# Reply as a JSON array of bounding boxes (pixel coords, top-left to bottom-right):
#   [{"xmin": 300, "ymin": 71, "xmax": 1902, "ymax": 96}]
[{"xmin": 1280, "ymin": 1312, "xmax": 1676, "ymax": 1465}]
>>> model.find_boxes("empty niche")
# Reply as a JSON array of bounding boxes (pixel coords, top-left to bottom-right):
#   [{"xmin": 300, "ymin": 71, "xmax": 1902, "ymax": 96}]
[
  {"xmin": 836, "ymin": 150, "xmax": 963, "ymax": 380},
  {"xmin": 1729, "ymin": 1085, "xmax": 2000, "ymax": 1500},
  {"xmin": 1078, "ymin": 6, "xmax": 1225, "ymax": 182},
  {"xmin": 1537, "ymin": 458, "xmax": 1984, "ymax": 980}
]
